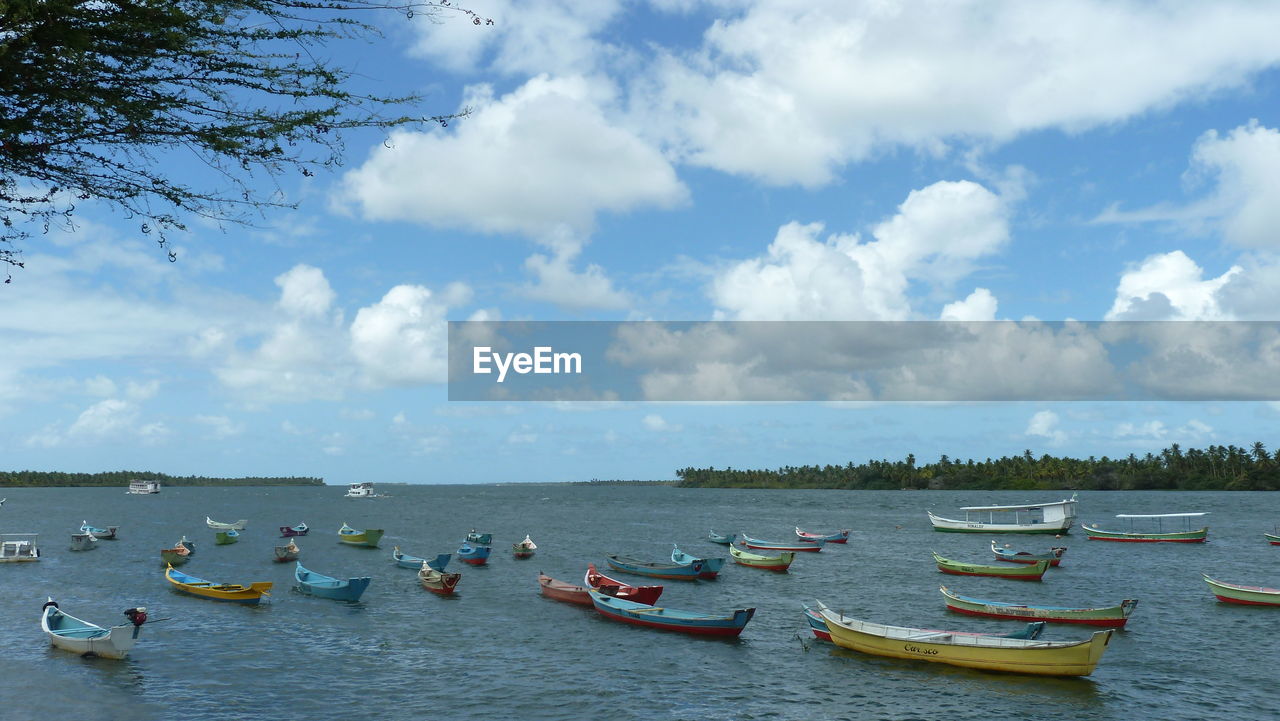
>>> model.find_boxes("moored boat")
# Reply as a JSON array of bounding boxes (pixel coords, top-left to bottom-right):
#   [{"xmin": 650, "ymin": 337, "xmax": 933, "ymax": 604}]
[
  {"xmin": 729, "ymin": 544, "xmax": 794, "ymax": 571},
  {"xmin": 991, "ymin": 540, "xmax": 1066, "ymax": 566},
  {"xmin": 80, "ymin": 521, "xmax": 118, "ymax": 539},
  {"xmin": 69, "ymin": 532, "xmax": 98, "ymax": 552},
  {"xmin": 160, "ymin": 544, "xmax": 191, "ymax": 566},
  {"xmin": 279, "ymin": 522, "xmax": 309, "ymax": 538},
  {"xmin": 539, "ymin": 572, "xmax": 592, "ymax": 606},
  {"xmin": 273, "ymin": 540, "xmax": 300, "ymax": 563},
  {"xmin": 1203, "ymin": 575, "xmax": 1280, "ymax": 606},
  {"xmin": 796, "ymin": 527, "xmax": 850, "ymax": 543},
  {"xmin": 345, "ymin": 482, "xmax": 381, "ymax": 498},
  {"xmin": 205, "ymin": 516, "xmax": 247, "ymax": 531},
  {"xmin": 605, "ymin": 554, "xmax": 704, "ymax": 581},
  {"xmin": 671, "ymin": 544, "xmax": 724, "ymax": 579},
  {"xmin": 127, "ymin": 479, "xmax": 161, "ymax": 494},
  {"xmin": 338, "ymin": 523, "xmax": 384, "ymax": 548},
  {"xmin": 708, "ymin": 530, "xmax": 735, "ymax": 545},
  {"xmin": 164, "ymin": 565, "xmax": 272, "ymax": 604},
  {"xmin": 588, "ymin": 589, "xmax": 754, "ymax": 637},
  {"xmin": 294, "ymin": 562, "xmax": 371, "ymax": 602},
  {"xmin": 418, "ymin": 563, "xmax": 461, "ymax": 595},
  {"xmin": 457, "ymin": 541, "xmax": 491, "ymax": 566},
  {"xmin": 803, "ymin": 603, "xmax": 1046, "ymax": 643},
  {"xmin": 933, "ymin": 552, "xmax": 1048, "ymax": 580},
  {"xmin": 0, "ymin": 534, "xmax": 40, "ymax": 562},
  {"xmin": 392, "ymin": 547, "xmax": 450, "ymax": 571},
  {"xmin": 814, "ymin": 601, "xmax": 1114, "ymax": 676},
  {"xmin": 927, "ymin": 494, "xmax": 1078, "ymax": 534},
  {"xmin": 177, "ymin": 536, "xmax": 196, "ymax": 554},
  {"xmin": 41, "ymin": 598, "xmax": 148, "ymax": 659},
  {"xmin": 585, "ymin": 563, "xmax": 664, "ymax": 605},
  {"xmin": 1082, "ymin": 513, "xmax": 1209, "ymax": 543},
  {"xmin": 512, "ymin": 535, "xmax": 537, "ymax": 559},
  {"xmin": 465, "ymin": 530, "xmax": 493, "ymax": 545},
  {"xmin": 940, "ymin": 585, "xmax": 1138, "ymax": 627},
  {"xmin": 1264, "ymin": 531, "xmax": 1280, "ymax": 545},
  {"xmin": 215, "ymin": 529, "xmax": 239, "ymax": 545},
  {"xmin": 740, "ymin": 533, "xmax": 824, "ymax": 552}
]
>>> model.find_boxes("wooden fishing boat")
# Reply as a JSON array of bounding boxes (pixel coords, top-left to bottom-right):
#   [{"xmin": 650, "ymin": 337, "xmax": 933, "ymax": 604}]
[
  {"xmin": 279, "ymin": 522, "xmax": 309, "ymax": 538},
  {"xmin": 1264, "ymin": 531, "xmax": 1280, "ymax": 545},
  {"xmin": 671, "ymin": 544, "xmax": 725, "ymax": 579},
  {"xmin": 457, "ymin": 541, "xmax": 492, "ymax": 566},
  {"xmin": 41, "ymin": 598, "xmax": 148, "ymax": 659},
  {"xmin": 1203, "ymin": 575, "xmax": 1280, "ymax": 607},
  {"xmin": 803, "ymin": 604, "xmax": 1046, "ymax": 643},
  {"xmin": 165, "ymin": 565, "xmax": 272, "ymax": 604},
  {"xmin": 991, "ymin": 540, "xmax": 1066, "ymax": 566},
  {"xmin": 539, "ymin": 572, "xmax": 592, "ymax": 606},
  {"xmin": 177, "ymin": 536, "xmax": 196, "ymax": 554},
  {"xmin": 294, "ymin": 562, "xmax": 371, "ymax": 602},
  {"xmin": 392, "ymin": 547, "xmax": 450, "ymax": 571},
  {"xmin": 418, "ymin": 563, "xmax": 461, "ymax": 595},
  {"xmin": 796, "ymin": 527, "xmax": 850, "ymax": 543},
  {"xmin": 729, "ymin": 544, "xmax": 794, "ymax": 571},
  {"xmin": 205, "ymin": 516, "xmax": 247, "ymax": 531},
  {"xmin": 465, "ymin": 530, "xmax": 493, "ymax": 545},
  {"xmin": 707, "ymin": 530, "xmax": 735, "ymax": 545},
  {"xmin": 273, "ymin": 540, "xmax": 300, "ymax": 563},
  {"xmin": 585, "ymin": 563, "xmax": 664, "ymax": 605},
  {"xmin": 215, "ymin": 529, "xmax": 239, "ymax": 545},
  {"xmin": 933, "ymin": 552, "xmax": 1048, "ymax": 580},
  {"xmin": 940, "ymin": 585, "xmax": 1138, "ymax": 627},
  {"xmin": 928, "ymin": 494, "xmax": 1078, "ymax": 534},
  {"xmin": 160, "ymin": 544, "xmax": 191, "ymax": 566},
  {"xmin": 1082, "ymin": 513, "xmax": 1208, "ymax": 542},
  {"xmin": 338, "ymin": 523, "xmax": 384, "ymax": 548},
  {"xmin": 740, "ymin": 533, "xmax": 824, "ymax": 552},
  {"xmin": 0, "ymin": 534, "xmax": 40, "ymax": 562},
  {"xmin": 512, "ymin": 535, "xmax": 537, "ymax": 559},
  {"xmin": 813, "ymin": 601, "xmax": 1114, "ymax": 676},
  {"xmin": 588, "ymin": 589, "xmax": 755, "ymax": 637},
  {"xmin": 605, "ymin": 554, "xmax": 704, "ymax": 581},
  {"xmin": 69, "ymin": 532, "xmax": 98, "ymax": 552},
  {"xmin": 80, "ymin": 521, "xmax": 118, "ymax": 540}
]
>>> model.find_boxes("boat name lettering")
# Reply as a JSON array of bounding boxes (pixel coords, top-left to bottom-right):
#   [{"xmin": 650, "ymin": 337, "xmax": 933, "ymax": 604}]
[
  {"xmin": 903, "ymin": 644, "xmax": 939, "ymax": 655},
  {"xmin": 473, "ymin": 346, "xmax": 582, "ymax": 383}
]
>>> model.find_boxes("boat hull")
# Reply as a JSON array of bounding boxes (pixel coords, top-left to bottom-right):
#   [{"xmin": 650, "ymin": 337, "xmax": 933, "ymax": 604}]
[
  {"xmin": 215, "ymin": 531, "xmax": 239, "ymax": 545},
  {"xmin": 606, "ymin": 555, "xmax": 704, "ymax": 580},
  {"xmin": 1203, "ymin": 575, "xmax": 1280, "ymax": 606},
  {"xmin": 585, "ymin": 563, "xmax": 664, "ymax": 605},
  {"xmin": 42, "ymin": 603, "xmax": 140, "ymax": 660},
  {"xmin": 707, "ymin": 531, "xmax": 734, "ymax": 545},
  {"xmin": 729, "ymin": 545, "xmax": 794, "ymax": 571},
  {"xmin": 392, "ymin": 548, "xmax": 450, "ymax": 571},
  {"xmin": 160, "ymin": 548, "xmax": 190, "ymax": 565},
  {"xmin": 991, "ymin": 541, "xmax": 1065, "ymax": 566},
  {"xmin": 165, "ymin": 567, "xmax": 272, "ymax": 604},
  {"xmin": 740, "ymin": 534, "xmax": 824, "ymax": 552},
  {"xmin": 933, "ymin": 553, "xmax": 1048, "ymax": 580},
  {"xmin": 457, "ymin": 543, "xmax": 491, "ymax": 566},
  {"xmin": 588, "ymin": 590, "xmax": 754, "ymax": 637},
  {"xmin": 295, "ymin": 564, "xmax": 371, "ymax": 602},
  {"xmin": 928, "ymin": 512, "xmax": 1072, "ymax": 534},
  {"xmin": 796, "ymin": 528, "xmax": 850, "ymax": 543},
  {"xmin": 539, "ymin": 573, "xmax": 592, "ymax": 606},
  {"xmin": 206, "ymin": 517, "xmax": 247, "ymax": 531},
  {"xmin": 1265, "ymin": 532, "xmax": 1280, "ymax": 545},
  {"xmin": 671, "ymin": 545, "xmax": 725, "ymax": 579},
  {"xmin": 1083, "ymin": 525, "xmax": 1208, "ymax": 542},
  {"xmin": 338, "ymin": 526, "xmax": 384, "ymax": 547},
  {"xmin": 280, "ymin": 525, "xmax": 309, "ymax": 538},
  {"xmin": 941, "ymin": 586, "xmax": 1137, "ymax": 627},
  {"xmin": 419, "ymin": 567, "xmax": 461, "ymax": 595}
]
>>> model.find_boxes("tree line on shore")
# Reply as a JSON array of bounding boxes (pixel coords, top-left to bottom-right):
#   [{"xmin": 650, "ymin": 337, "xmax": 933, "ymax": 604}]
[
  {"xmin": 0, "ymin": 470, "xmax": 324, "ymax": 487},
  {"xmin": 676, "ymin": 443, "xmax": 1280, "ymax": 491}
]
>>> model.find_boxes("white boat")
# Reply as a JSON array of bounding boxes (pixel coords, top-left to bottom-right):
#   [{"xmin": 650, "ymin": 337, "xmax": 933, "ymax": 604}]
[
  {"xmin": 928, "ymin": 493, "xmax": 1078, "ymax": 534},
  {"xmin": 206, "ymin": 516, "xmax": 248, "ymax": 530},
  {"xmin": 0, "ymin": 534, "xmax": 40, "ymax": 562},
  {"xmin": 69, "ymin": 533, "xmax": 99, "ymax": 551},
  {"xmin": 127, "ymin": 479, "xmax": 161, "ymax": 494},
  {"xmin": 344, "ymin": 482, "xmax": 381, "ymax": 499},
  {"xmin": 41, "ymin": 598, "xmax": 147, "ymax": 659}
]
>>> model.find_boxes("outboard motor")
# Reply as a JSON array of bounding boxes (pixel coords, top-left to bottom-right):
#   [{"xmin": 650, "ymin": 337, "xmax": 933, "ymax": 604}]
[{"xmin": 123, "ymin": 607, "xmax": 147, "ymax": 637}]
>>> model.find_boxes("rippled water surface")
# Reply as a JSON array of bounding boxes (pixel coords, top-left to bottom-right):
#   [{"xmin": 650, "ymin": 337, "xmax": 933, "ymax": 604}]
[{"xmin": 1, "ymin": 485, "xmax": 1277, "ymax": 721}]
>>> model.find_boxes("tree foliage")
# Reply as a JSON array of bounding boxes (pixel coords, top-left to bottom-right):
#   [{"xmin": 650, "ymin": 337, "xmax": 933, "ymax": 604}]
[
  {"xmin": 0, "ymin": 0, "xmax": 491, "ymax": 275},
  {"xmin": 0, "ymin": 469, "xmax": 323, "ymax": 486}
]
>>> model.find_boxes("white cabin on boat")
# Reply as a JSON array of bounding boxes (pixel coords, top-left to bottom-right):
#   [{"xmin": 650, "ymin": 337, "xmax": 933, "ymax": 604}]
[
  {"xmin": 345, "ymin": 482, "xmax": 380, "ymax": 498},
  {"xmin": 0, "ymin": 534, "xmax": 40, "ymax": 562},
  {"xmin": 928, "ymin": 493, "xmax": 1079, "ymax": 534},
  {"xmin": 127, "ymin": 479, "xmax": 161, "ymax": 494}
]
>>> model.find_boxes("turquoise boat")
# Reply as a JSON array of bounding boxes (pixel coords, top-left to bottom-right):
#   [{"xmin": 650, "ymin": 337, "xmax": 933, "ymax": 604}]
[
  {"xmin": 391, "ymin": 546, "xmax": 450, "ymax": 571},
  {"xmin": 671, "ymin": 544, "xmax": 725, "ymax": 579},
  {"xmin": 588, "ymin": 590, "xmax": 754, "ymax": 637},
  {"xmin": 708, "ymin": 531, "xmax": 735, "ymax": 545},
  {"xmin": 606, "ymin": 554, "xmax": 704, "ymax": 581},
  {"xmin": 294, "ymin": 562, "xmax": 371, "ymax": 602}
]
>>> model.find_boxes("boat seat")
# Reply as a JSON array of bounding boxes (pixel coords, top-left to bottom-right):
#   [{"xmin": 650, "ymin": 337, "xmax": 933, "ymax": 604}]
[
  {"xmin": 55, "ymin": 628, "xmax": 108, "ymax": 638},
  {"xmin": 904, "ymin": 632, "xmax": 952, "ymax": 641}
]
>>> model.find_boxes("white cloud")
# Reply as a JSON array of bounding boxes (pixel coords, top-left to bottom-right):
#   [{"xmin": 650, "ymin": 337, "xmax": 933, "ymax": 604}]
[
  {"xmin": 521, "ymin": 244, "xmax": 631, "ymax": 310},
  {"xmin": 1106, "ymin": 251, "xmax": 1241, "ymax": 320},
  {"xmin": 28, "ymin": 398, "xmax": 169, "ymax": 447},
  {"xmin": 941, "ymin": 288, "xmax": 999, "ymax": 321},
  {"xmin": 1025, "ymin": 410, "xmax": 1067, "ymax": 445},
  {"xmin": 642, "ymin": 413, "xmax": 682, "ymax": 432},
  {"xmin": 276, "ymin": 264, "xmax": 336, "ymax": 318},
  {"xmin": 84, "ymin": 376, "xmax": 117, "ymax": 397},
  {"xmin": 350, "ymin": 283, "xmax": 470, "ymax": 387},
  {"xmin": 194, "ymin": 414, "xmax": 245, "ymax": 439}
]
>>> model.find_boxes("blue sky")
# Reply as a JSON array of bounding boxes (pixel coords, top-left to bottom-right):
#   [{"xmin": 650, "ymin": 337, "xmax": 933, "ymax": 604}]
[{"xmin": 4, "ymin": 1, "xmax": 1280, "ymax": 483}]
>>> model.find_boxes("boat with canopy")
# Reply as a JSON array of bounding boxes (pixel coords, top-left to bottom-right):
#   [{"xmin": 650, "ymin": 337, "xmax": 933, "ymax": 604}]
[
  {"xmin": 928, "ymin": 494, "xmax": 1078, "ymax": 534},
  {"xmin": 1082, "ymin": 513, "xmax": 1208, "ymax": 542}
]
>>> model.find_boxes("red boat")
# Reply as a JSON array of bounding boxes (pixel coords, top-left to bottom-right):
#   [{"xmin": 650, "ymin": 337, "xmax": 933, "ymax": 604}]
[
  {"xmin": 585, "ymin": 563, "xmax": 664, "ymax": 605},
  {"xmin": 538, "ymin": 573, "xmax": 591, "ymax": 606},
  {"xmin": 795, "ymin": 527, "xmax": 850, "ymax": 543}
]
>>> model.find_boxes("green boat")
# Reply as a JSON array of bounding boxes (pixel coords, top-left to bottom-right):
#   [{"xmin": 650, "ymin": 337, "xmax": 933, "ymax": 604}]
[
  {"xmin": 940, "ymin": 585, "xmax": 1138, "ymax": 627},
  {"xmin": 338, "ymin": 523, "xmax": 384, "ymax": 548},
  {"xmin": 215, "ymin": 530, "xmax": 239, "ymax": 545},
  {"xmin": 1082, "ymin": 513, "xmax": 1208, "ymax": 543},
  {"xmin": 932, "ymin": 552, "xmax": 1049, "ymax": 580}
]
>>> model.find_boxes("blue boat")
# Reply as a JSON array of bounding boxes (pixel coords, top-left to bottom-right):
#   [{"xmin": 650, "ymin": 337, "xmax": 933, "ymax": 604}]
[
  {"xmin": 671, "ymin": 544, "xmax": 725, "ymax": 579},
  {"xmin": 80, "ymin": 521, "xmax": 118, "ymax": 540},
  {"xmin": 457, "ymin": 541, "xmax": 491, "ymax": 566},
  {"xmin": 605, "ymin": 554, "xmax": 704, "ymax": 581},
  {"xmin": 465, "ymin": 530, "xmax": 493, "ymax": 545},
  {"xmin": 587, "ymin": 590, "xmax": 754, "ymax": 637},
  {"xmin": 294, "ymin": 562, "xmax": 371, "ymax": 602},
  {"xmin": 391, "ymin": 546, "xmax": 450, "ymax": 571},
  {"xmin": 740, "ymin": 533, "xmax": 825, "ymax": 552},
  {"xmin": 708, "ymin": 530, "xmax": 735, "ymax": 545}
]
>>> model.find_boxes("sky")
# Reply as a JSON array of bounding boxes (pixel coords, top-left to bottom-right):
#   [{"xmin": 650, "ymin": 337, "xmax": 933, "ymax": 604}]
[{"xmin": 4, "ymin": 0, "xmax": 1280, "ymax": 484}]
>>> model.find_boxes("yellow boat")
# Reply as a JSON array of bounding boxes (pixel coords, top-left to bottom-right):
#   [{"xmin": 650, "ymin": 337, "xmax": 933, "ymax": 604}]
[
  {"xmin": 165, "ymin": 565, "xmax": 272, "ymax": 604},
  {"xmin": 814, "ymin": 601, "xmax": 1113, "ymax": 676}
]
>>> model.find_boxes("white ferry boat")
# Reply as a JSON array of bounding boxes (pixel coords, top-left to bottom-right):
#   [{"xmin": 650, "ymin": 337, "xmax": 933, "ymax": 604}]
[
  {"xmin": 927, "ymin": 493, "xmax": 1078, "ymax": 534},
  {"xmin": 127, "ymin": 479, "xmax": 161, "ymax": 494},
  {"xmin": 0, "ymin": 534, "xmax": 40, "ymax": 563},
  {"xmin": 345, "ymin": 482, "xmax": 381, "ymax": 499}
]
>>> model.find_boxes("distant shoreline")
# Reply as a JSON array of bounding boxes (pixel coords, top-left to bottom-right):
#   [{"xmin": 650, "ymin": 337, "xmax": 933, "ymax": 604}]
[{"xmin": 0, "ymin": 470, "xmax": 323, "ymax": 488}]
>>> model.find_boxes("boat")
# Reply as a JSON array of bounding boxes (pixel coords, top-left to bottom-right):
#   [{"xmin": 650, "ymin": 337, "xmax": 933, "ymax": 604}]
[
  {"xmin": 991, "ymin": 540, "xmax": 1066, "ymax": 566},
  {"xmin": 740, "ymin": 533, "xmax": 825, "ymax": 552},
  {"xmin": 512, "ymin": 535, "xmax": 537, "ymax": 559},
  {"xmin": 338, "ymin": 523, "xmax": 384, "ymax": 547},
  {"xmin": 205, "ymin": 516, "xmax": 247, "ymax": 531},
  {"xmin": 539, "ymin": 572, "xmax": 592, "ymax": 606},
  {"xmin": 294, "ymin": 562, "xmax": 371, "ymax": 602},
  {"xmin": 41, "ymin": 598, "xmax": 148, "ymax": 659},
  {"xmin": 392, "ymin": 547, "xmax": 450, "ymax": 571},
  {"xmin": 708, "ymin": 530, "xmax": 735, "ymax": 545},
  {"xmin": 1082, "ymin": 513, "xmax": 1209, "ymax": 542},
  {"xmin": 160, "ymin": 543, "xmax": 191, "ymax": 566},
  {"xmin": 273, "ymin": 540, "xmax": 300, "ymax": 563},
  {"xmin": 587, "ymin": 589, "xmax": 755, "ymax": 637},
  {"xmin": 795, "ymin": 527, "xmax": 851, "ymax": 543},
  {"xmin": 1265, "ymin": 530, "xmax": 1280, "ymax": 545},
  {"xmin": 457, "ymin": 541, "xmax": 491, "ymax": 566},
  {"xmin": 927, "ymin": 494, "xmax": 1078, "ymax": 534},
  {"xmin": 418, "ymin": 563, "xmax": 461, "ymax": 595},
  {"xmin": 80, "ymin": 521, "xmax": 118, "ymax": 539},
  {"xmin": 465, "ymin": 530, "xmax": 493, "ymax": 545},
  {"xmin": 940, "ymin": 585, "xmax": 1138, "ymax": 627},
  {"xmin": 127, "ymin": 479, "xmax": 161, "ymax": 494},
  {"xmin": 585, "ymin": 563, "xmax": 664, "ymax": 605},
  {"xmin": 803, "ymin": 603, "xmax": 1046, "ymax": 643},
  {"xmin": 279, "ymin": 522, "xmax": 309, "ymax": 538},
  {"xmin": 605, "ymin": 554, "xmax": 704, "ymax": 581},
  {"xmin": 69, "ymin": 532, "xmax": 98, "ymax": 552},
  {"xmin": 729, "ymin": 544, "xmax": 794, "ymax": 571},
  {"xmin": 164, "ymin": 565, "xmax": 272, "ymax": 604},
  {"xmin": 813, "ymin": 601, "xmax": 1114, "ymax": 677},
  {"xmin": 933, "ymin": 552, "xmax": 1048, "ymax": 580},
  {"xmin": 344, "ymin": 482, "xmax": 381, "ymax": 498},
  {"xmin": 215, "ymin": 529, "xmax": 239, "ymax": 545},
  {"xmin": 1203, "ymin": 575, "xmax": 1280, "ymax": 606},
  {"xmin": 0, "ymin": 534, "xmax": 40, "ymax": 562},
  {"xmin": 178, "ymin": 536, "xmax": 195, "ymax": 554},
  {"xmin": 671, "ymin": 544, "xmax": 725, "ymax": 579}
]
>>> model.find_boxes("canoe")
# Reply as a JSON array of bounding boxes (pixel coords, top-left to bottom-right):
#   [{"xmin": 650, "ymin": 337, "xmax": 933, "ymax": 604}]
[
  {"xmin": 457, "ymin": 541, "xmax": 491, "ymax": 566},
  {"xmin": 991, "ymin": 540, "xmax": 1066, "ymax": 566},
  {"xmin": 588, "ymin": 589, "xmax": 755, "ymax": 637},
  {"xmin": 1203, "ymin": 575, "xmax": 1280, "ymax": 606},
  {"xmin": 279, "ymin": 522, "xmax": 309, "ymax": 538},
  {"xmin": 729, "ymin": 544, "xmax": 794, "ymax": 571},
  {"xmin": 418, "ymin": 564, "xmax": 462, "ymax": 595},
  {"xmin": 338, "ymin": 523, "xmax": 384, "ymax": 548},
  {"xmin": 160, "ymin": 545, "xmax": 190, "ymax": 566},
  {"xmin": 671, "ymin": 544, "xmax": 725, "ymax": 579},
  {"xmin": 814, "ymin": 601, "xmax": 1114, "ymax": 677},
  {"xmin": 940, "ymin": 585, "xmax": 1139, "ymax": 627},
  {"xmin": 273, "ymin": 540, "xmax": 300, "ymax": 563},
  {"xmin": 465, "ymin": 530, "xmax": 493, "ymax": 545},
  {"xmin": 933, "ymin": 552, "xmax": 1048, "ymax": 581},
  {"xmin": 177, "ymin": 536, "xmax": 196, "ymax": 554},
  {"xmin": 513, "ymin": 535, "xmax": 537, "ymax": 559},
  {"xmin": 539, "ymin": 572, "xmax": 592, "ymax": 606},
  {"xmin": 740, "ymin": 533, "xmax": 824, "ymax": 552},
  {"xmin": 215, "ymin": 529, "xmax": 239, "ymax": 545},
  {"xmin": 69, "ymin": 533, "xmax": 98, "ymax": 552},
  {"xmin": 80, "ymin": 521, "xmax": 118, "ymax": 539},
  {"xmin": 927, "ymin": 495, "xmax": 1078, "ymax": 534},
  {"xmin": 1265, "ymin": 532, "xmax": 1280, "ymax": 545},
  {"xmin": 41, "ymin": 598, "xmax": 148, "ymax": 660},
  {"xmin": 1082, "ymin": 513, "xmax": 1209, "ymax": 542},
  {"xmin": 708, "ymin": 530, "xmax": 735, "ymax": 545},
  {"xmin": 164, "ymin": 565, "xmax": 272, "ymax": 604},
  {"xmin": 605, "ymin": 554, "xmax": 704, "ymax": 581},
  {"xmin": 802, "ymin": 603, "xmax": 1046, "ymax": 643},
  {"xmin": 796, "ymin": 527, "xmax": 850, "ymax": 543},
  {"xmin": 585, "ymin": 563, "xmax": 664, "ymax": 605},
  {"xmin": 205, "ymin": 516, "xmax": 247, "ymax": 531},
  {"xmin": 294, "ymin": 562, "xmax": 371, "ymax": 602},
  {"xmin": 392, "ymin": 546, "xmax": 450, "ymax": 571}
]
